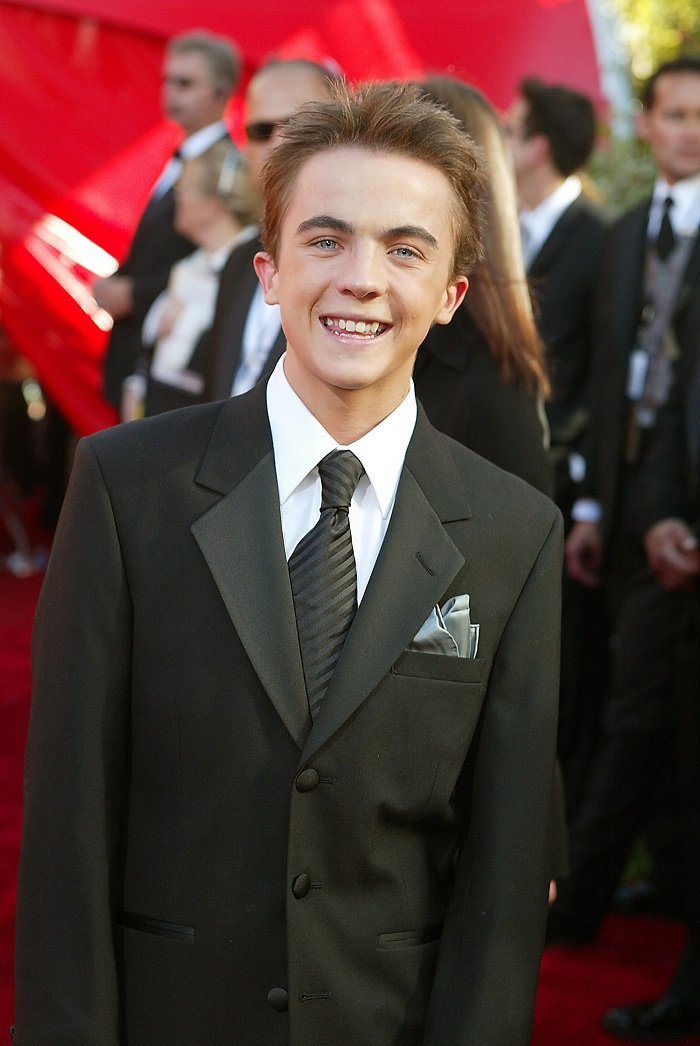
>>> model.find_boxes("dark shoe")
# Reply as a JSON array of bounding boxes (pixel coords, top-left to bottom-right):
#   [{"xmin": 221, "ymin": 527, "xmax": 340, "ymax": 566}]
[
  {"xmin": 601, "ymin": 994, "xmax": 700, "ymax": 1040},
  {"xmin": 544, "ymin": 910, "xmax": 598, "ymax": 947}
]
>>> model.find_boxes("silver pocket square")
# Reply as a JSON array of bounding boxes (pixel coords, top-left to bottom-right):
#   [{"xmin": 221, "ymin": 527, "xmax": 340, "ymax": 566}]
[{"xmin": 410, "ymin": 594, "xmax": 480, "ymax": 658}]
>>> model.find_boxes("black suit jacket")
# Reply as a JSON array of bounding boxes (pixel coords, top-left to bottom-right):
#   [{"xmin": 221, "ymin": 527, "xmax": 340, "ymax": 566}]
[
  {"xmin": 202, "ymin": 234, "xmax": 287, "ymax": 402},
  {"xmin": 16, "ymin": 385, "xmax": 562, "ymax": 1045},
  {"xmin": 102, "ymin": 188, "xmax": 196, "ymax": 406},
  {"xmin": 584, "ymin": 199, "xmax": 700, "ymax": 549},
  {"xmin": 103, "ymin": 131, "xmax": 232, "ymax": 407},
  {"xmin": 527, "ymin": 197, "xmax": 607, "ymax": 506}
]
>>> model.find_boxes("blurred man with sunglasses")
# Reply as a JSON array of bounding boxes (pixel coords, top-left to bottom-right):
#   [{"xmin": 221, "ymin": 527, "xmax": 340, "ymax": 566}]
[{"xmin": 202, "ymin": 59, "xmax": 339, "ymax": 403}]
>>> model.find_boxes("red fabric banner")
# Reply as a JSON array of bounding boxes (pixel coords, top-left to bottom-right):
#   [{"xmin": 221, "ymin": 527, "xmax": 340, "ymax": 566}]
[{"xmin": 0, "ymin": 0, "xmax": 602, "ymax": 434}]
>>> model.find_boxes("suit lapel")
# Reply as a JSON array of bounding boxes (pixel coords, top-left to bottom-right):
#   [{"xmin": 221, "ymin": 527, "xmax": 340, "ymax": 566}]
[
  {"xmin": 301, "ymin": 412, "xmax": 471, "ymax": 762},
  {"xmin": 191, "ymin": 386, "xmax": 310, "ymax": 749},
  {"xmin": 613, "ymin": 203, "xmax": 649, "ymax": 356},
  {"xmin": 528, "ymin": 199, "xmax": 581, "ymax": 275},
  {"xmin": 191, "ymin": 395, "xmax": 473, "ymax": 760},
  {"xmin": 212, "ymin": 237, "xmax": 265, "ymax": 399}
]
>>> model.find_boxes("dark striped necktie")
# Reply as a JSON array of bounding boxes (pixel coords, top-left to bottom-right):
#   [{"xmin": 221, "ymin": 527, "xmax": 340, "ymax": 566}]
[{"xmin": 288, "ymin": 450, "xmax": 365, "ymax": 719}]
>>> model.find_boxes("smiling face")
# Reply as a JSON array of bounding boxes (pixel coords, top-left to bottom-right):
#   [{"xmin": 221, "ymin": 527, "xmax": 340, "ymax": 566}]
[
  {"xmin": 638, "ymin": 71, "xmax": 700, "ymax": 184},
  {"xmin": 254, "ymin": 147, "xmax": 467, "ymax": 436}
]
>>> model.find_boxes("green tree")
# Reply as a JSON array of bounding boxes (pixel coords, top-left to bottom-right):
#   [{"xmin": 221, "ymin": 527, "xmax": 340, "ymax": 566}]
[{"xmin": 611, "ymin": 0, "xmax": 700, "ymax": 81}]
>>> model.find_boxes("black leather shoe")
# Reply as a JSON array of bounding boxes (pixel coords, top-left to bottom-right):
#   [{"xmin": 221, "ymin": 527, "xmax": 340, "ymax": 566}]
[{"xmin": 601, "ymin": 994, "xmax": 700, "ymax": 1040}]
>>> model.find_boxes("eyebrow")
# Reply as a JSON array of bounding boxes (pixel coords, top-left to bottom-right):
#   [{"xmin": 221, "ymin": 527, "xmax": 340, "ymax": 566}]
[{"xmin": 296, "ymin": 215, "xmax": 439, "ymax": 250}]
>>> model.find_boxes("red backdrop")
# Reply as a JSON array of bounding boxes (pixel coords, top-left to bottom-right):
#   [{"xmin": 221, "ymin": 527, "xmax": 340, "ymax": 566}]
[{"xmin": 0, "ymin": 0, "xmax": 604, "ymax": 434}]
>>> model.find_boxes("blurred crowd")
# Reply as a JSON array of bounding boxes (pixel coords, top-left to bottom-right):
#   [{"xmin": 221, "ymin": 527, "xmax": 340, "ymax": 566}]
[{"xmin": 2, "ymin": 29, "xmax": 700, "ymax": 1041}]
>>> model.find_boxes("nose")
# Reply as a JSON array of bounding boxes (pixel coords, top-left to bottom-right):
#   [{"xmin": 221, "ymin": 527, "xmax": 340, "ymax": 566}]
[{"xmin": 336, "ymin": 243, "xmax": 386, "ymax": 299}]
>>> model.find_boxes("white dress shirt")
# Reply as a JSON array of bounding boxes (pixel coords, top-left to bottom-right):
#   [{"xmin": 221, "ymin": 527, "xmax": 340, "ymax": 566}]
[
  {"xmin": 231, "ymin": 284, "xmax": 283, "ymax": 396},
  {"xmin": 150, "ymin": 121, "xmax": 230, "ymax": 200},
  {"xmin": 266, "ymin": 355, "xmax": 417, "ymax": 602},
  {"xmin": 648, "ymin": 173, "xmax": 700, "ymax": 240},
  {"xmin": 519, "ymin": 175, "xmax": 583, "ymax": 269},
  {"xmin": 145, "ymin": 233, "xmax": 243, "ymax": 392}
]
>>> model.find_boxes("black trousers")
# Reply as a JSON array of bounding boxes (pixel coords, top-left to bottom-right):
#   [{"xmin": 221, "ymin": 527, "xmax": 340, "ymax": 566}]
[{"xmin": 552, "ymin": 466, "xmax": 694, "ymax": 930}]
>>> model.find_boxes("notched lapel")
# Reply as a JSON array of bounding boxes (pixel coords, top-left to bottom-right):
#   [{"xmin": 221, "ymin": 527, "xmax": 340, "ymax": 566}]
[{"xmin": 192, "ymin": 409, "xmax": 310, "ymax": 750}]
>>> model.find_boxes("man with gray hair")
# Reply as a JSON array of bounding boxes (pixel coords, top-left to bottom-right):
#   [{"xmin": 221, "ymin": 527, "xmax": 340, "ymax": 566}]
[{"xmin": 94, "ymin": 30, "xmax": 240, "ymax": 411}]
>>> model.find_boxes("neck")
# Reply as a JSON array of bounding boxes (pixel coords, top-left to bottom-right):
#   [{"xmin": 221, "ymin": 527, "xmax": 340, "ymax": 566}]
[
  {"xmin": 518, "ymin": 168, "xmax": 565, "ymax": 211},
  {"xmin": 283, "ymin": 359, "xmax": 410, "ymax": 445},
  {"xmin": 199, "ymin": 218, "xmax": 240, "ymax": 254}
]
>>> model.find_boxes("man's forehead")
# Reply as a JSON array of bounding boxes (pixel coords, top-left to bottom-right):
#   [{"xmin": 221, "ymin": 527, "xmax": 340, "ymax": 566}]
[
  {"xmin": 164, "ymin": 50, "xmax": 208, "ymax": 76},
  {"xmin": 246, "ymin": 67, "xmax": 329, "ymax": 118},
  {"xmin": 282, "ymin": 148, "xmax": 456, "ymax": 239},
  {"xmin": 652, "ymin": 72, "xmax": 700, "ymax": 109}
]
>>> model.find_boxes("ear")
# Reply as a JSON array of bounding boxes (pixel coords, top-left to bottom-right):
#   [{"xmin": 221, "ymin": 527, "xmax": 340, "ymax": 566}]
[
  {"xmin": 433, "ymin": 276, "xmax": 469, "ymax": 326},
  {"xmin": 253, "ymin": 251, "xmax": 279, "ymax": 305}
]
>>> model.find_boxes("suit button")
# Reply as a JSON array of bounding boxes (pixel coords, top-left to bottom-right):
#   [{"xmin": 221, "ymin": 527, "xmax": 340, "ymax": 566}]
[
  {"xmin": 267, "ymin": 987, "xmax": 288, "ymax": 1011},
  {"xmin": 295, "ymin": 768, "xmax": 320, "ymax": 792},
  {"xmin": 292, "ymin": 873, "xmax": 312, "ymax": 898}
]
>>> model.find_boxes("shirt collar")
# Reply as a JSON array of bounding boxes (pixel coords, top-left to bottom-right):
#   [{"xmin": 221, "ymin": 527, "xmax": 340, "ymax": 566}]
[
  {"xmin": 520, "ymin": 175, "xmax": 582, "ymax": 233},
  {"xmin": 179, "ymin": 121, "xmax": 229, "ymax": 160},
  {"xmin": 653, "ymin": 173, "xmax": 700, "ymax": 236},
  {"xmin": 266, "ymin": 354, "xmax": 417, "ymax": 518}
]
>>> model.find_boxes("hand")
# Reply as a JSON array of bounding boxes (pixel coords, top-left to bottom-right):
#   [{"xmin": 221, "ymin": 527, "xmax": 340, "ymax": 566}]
[
  {"xmin": 645, "ymin": 518, "xmax": 699, "ymax": 591},
  {"xmin": 549, "ymin": 880, "xmax": 557, "ymax": 906},
  {"xmin": 565, "ymin": 521, "xmax": 602, "ymax": 587},
  {"xmin": 93, "ymin": 276, "xmax": 134, "ymax": 319}
]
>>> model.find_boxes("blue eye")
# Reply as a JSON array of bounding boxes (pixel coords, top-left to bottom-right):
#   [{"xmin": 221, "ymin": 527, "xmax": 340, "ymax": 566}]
[{"xmin": 392, "ymin": 246, "xmax": 419, "ymax": 259}]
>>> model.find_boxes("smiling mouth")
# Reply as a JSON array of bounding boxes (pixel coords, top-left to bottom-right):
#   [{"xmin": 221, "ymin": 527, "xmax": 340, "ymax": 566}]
[{"xmin": 322, "ymin": 317, "xmax": 389, "ymax": 337}]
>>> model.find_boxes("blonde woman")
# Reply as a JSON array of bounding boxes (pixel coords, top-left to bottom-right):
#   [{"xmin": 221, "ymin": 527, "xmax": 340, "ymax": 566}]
[{"xmin": 142, "ymin": 141, "xmax": 259, "ymax": 416}]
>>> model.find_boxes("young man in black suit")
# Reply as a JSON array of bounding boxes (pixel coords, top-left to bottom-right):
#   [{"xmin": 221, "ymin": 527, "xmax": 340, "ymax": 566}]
[
  {"xmin": 15, "ymin": 81, "xmax": 562, "ymax": 1045},
  {"xmin": 94, "ymin": 30, "xmax": 239, "ymax": 410},
  {"xmin": 551, "ymin": 57, "xmax": 700, "ymax": 947}
]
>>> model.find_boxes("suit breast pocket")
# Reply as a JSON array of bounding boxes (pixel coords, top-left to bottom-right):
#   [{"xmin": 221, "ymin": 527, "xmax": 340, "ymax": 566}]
[{"xmin": 391, "ymin": 648, "xmax": 487, "ymax": 687}]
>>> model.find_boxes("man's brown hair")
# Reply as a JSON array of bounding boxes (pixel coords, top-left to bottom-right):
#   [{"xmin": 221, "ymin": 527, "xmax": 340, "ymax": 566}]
[{"xmin": 260, "ymin": 79, "xmax": 484, "ymax": 279}]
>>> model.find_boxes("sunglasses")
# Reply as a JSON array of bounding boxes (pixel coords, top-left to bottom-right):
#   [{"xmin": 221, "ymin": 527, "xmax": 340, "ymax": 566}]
[{"xmin": 245, "ymin": 120, "xmax": 285, "ymax": 143}]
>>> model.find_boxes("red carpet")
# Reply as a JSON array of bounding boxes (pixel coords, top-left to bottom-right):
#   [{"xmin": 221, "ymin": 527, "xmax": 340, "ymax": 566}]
[{"xmin": 0, "ymin": 566, "xmax": 694, "ymax": 1044}]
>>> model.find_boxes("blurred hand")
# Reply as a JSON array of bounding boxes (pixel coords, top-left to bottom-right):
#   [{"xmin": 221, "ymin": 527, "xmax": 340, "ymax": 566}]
[
  {"xmin": 645, "ymin": 518, "xmax": 699, "ymax": 591},
  {"xmin": 93, "ymin": 275, "xmax": 134, "ymax": 319},
  {"xmin": 565, "ymin": 521, "xmax": 603, "ymax": 587}
]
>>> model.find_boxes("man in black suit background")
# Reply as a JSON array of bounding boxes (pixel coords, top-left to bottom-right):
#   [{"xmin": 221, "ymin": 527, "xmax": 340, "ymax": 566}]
[
  {"xmin": 15, "ymin": 81, "xmax": 563, "ymax": 1045},
  {"xmin": 94, "ymin": 30, "xmax": 239, "ymax": 411},
  {"xmin": 549, "ymin": 57, "xmax": 700, "ymax": 946},
  {"xmin": 505, "ymin": 78, "xmax": 608, "ymax": 812},
  {"xmin": 505, "ymin": 77, "xmax": 606, "ymax": 511},
  {"xmin": 201, "ymin": 59, "xmax": 338, "ymax": 403},
  {"xmin": 602, "ymin": 296, "xmax": 700, "ymax": 1039}
]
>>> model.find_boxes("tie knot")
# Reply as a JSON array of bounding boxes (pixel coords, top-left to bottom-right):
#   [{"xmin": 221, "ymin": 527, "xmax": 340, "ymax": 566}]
[{"xmin": 318, "ymin": 450, "xmax": 364, "ymax": 510}]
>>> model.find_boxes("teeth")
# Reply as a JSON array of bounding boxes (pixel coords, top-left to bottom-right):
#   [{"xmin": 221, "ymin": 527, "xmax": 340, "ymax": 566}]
[{"xmin": 323, "ymin": 317, "xmax": 385, "ymax": 335}]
